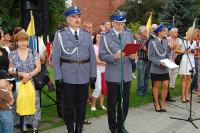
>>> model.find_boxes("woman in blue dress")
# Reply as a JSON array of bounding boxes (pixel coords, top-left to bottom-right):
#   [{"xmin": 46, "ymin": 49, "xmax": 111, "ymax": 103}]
[{"xmin": 9, "ymin": 32, "xmax": 41, "ymax": 133}]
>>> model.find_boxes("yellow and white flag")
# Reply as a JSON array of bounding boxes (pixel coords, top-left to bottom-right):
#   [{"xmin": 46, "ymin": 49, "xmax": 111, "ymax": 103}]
[
  {"xmin": 26, "ymin": 11, "xmax": 37, "ymax": 51},
  {"xmin": 146, "ymin": 12, "xmax": 152, "ymax": 37}
]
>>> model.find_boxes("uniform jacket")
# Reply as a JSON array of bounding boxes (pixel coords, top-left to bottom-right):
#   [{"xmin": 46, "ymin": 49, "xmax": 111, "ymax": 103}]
[
  {"xmin": 52, "ymin": 27, "xmax": 97, "ymax": 84},
  {"xmin": 99, "ymin": 28, "xmax": 135, "ymax": 82},
  {"xmin": 148, "ymin": 37, "xmax": 170, "ymax": 74}
]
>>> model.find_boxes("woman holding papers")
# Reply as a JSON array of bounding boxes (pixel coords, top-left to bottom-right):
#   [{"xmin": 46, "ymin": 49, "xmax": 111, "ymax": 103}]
[
  {"xmin": 177, "ymin": 27, "xmax": 196, "ymax": 103},
  {"xmin": 148, "ymin": 23, "xmax": 171, "ymax": 112}
]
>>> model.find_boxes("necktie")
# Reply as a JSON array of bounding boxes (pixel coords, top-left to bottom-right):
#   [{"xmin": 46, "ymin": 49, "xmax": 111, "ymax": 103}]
[
  {"xmin": 118, "ymin": 33, "xmax": 121, "ymax": 40},
  {"xmin": 74, "ymin": 31, "xmax": 78, "ymax": 41}
]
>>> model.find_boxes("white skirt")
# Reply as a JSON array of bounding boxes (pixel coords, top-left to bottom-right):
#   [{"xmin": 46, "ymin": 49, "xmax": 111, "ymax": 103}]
[
  {"xmin": 179, "ymin": 58, "xmax": 195, "ymax": 75},
  {"xmin": 92, "ymin": 68, "xmax": 105, "ymax": 98}
]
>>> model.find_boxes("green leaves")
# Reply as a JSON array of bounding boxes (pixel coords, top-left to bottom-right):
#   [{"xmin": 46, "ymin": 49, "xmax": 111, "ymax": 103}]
[
  {"xmin": 48, "ymin": 0, "xmax": 66, "ymax": 36},
  {"xmin": 0, "ymin": 0, "xmax": 66, "ymax": 37},
  {"xmin": 0, "ymin": 0, "xmax": 20, "ymax": 33},
  {"xmin": 159, "ymin": 0, "xmax": 199, "ymax": 35},
  {"xmin": 126, "ymin": 21, "xmax": 141, "ymax": 33},
  {"xmin": 119, "ymin": 0, "xmax": 165, "ymax": 24}
]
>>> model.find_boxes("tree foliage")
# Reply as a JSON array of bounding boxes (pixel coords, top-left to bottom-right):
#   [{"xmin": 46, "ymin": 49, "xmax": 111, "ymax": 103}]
[
  {"xmin": 48, "ymin": 0, "xmax": 66, "ymax": 37},
  {"xmin": 119, "ymin": 0, "xmax": 165, "ymax": 25},
  {"xmin": 126, "ymin": 21, "xmax": 141, "ymax": 33},
  {"xmin": 159, "ymin": 0, "xmax": 199, "ymax": 35},
  {"xmin": 0, "ymin": 0, "xmax": 20, "ymax": 33},
  {"xmin": 0, "ymin": 0, "xmax": 66, "ymax": 37}
]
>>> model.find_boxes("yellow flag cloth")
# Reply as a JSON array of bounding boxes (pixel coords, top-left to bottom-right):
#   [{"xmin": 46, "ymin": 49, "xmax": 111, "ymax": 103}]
[
  {"xmin": 146, "ymin": 12, "xmax": 152, "ymax": 37},
  {"xmin": 26, "ymin": 11, "xmax": 35, "ymax": 37}
]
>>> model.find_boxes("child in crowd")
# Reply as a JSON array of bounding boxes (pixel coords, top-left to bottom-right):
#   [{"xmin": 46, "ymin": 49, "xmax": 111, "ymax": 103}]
[{"xmin": 0, "ymin": 70, "xmax": 14, "ymax": 133}]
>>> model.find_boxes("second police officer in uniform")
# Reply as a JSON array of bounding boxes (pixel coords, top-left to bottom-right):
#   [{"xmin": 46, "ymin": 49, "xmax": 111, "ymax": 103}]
[
  {"xmin": 99, "ymin": 11, "xmax": 137, "ymax": 133},
  {"xmin": 52, "ymin": 6, "xmax": 97, "ymax": 133},
  {"xmin": 148, "ymin": 23, "xmax": 170, "ymax": 112}
]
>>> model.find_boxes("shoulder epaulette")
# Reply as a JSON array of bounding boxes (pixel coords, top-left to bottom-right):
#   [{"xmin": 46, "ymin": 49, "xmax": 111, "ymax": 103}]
[
  {"xmin": 83, "ymin": 29, "xmax": 90, "ymax": 33},
  {"xmin": 58, "ymin": 28, "xmax": 65, "ymax": 33},
  {"xmin": 101, "ymin": 31, "xmax": 110, "ymax": 35},
  {"xmin": 125, "ymin": 28, "xmax": 132, "ymax": 32}
]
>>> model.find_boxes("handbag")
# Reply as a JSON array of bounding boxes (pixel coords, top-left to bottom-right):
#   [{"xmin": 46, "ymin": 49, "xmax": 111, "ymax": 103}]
[
  {"xmin": 16, "ymin": 80, "xmax": 36, "ymax": 115},
  {"xmin": 174, "ymin": 39, "xmax": 188, "ymax": 65},
  {"xmin": 32, "ymin": 50, "xmax": 49, "ymax": 90},
  {"xmin": 33, "ymin": 64, "xmax": 49, "ymax": 90},
  {"xmin": 175, "ymin": 54, "xmax": 183, "ymax": 65}
]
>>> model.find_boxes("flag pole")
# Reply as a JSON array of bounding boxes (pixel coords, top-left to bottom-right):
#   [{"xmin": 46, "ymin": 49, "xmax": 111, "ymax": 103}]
[{"xmin": 172, "ymin": 15, "xmax": 175, "ymax": 28}]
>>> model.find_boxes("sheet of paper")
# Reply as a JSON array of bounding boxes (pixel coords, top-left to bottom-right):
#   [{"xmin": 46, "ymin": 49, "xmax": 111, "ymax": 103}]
[{"xmin": 160, "ymin": 59, "xmax": 179, "ymax": 69}]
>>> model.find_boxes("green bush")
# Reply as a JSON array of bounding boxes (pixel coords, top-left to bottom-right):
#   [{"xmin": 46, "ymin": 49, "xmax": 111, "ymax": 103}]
[{"xmin": 126, "ymin": 21, "xmax": 141, "ymax": 33}]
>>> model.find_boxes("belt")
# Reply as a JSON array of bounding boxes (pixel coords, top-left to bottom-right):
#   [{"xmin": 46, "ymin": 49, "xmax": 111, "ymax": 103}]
[{"xmin": 61, "ymin": 59, "xmax": 90, "ymax": 64}]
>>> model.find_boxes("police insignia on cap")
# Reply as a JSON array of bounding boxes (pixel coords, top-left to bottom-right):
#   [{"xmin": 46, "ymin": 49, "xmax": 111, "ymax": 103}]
[
  {"xmin": 64, "ymin": 6, "xmax": 81, "ymax": 17},
  {"xmin": 111, "ymin": 10, "xmax": 127, "ymax": 22}
]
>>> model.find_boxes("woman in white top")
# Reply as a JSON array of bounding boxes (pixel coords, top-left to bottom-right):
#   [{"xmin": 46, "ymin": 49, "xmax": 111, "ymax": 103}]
[
  {"xmin": 178, "ymin": 27, "xmax": 197, "ymax": 102},
  {"xmin": 91, "ymin": 32, "xmax": 107, "ymax": 111}
]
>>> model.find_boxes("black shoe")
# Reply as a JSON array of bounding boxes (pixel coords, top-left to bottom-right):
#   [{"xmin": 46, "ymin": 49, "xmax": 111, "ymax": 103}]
[
  {"xmin": 186, "ymin": 99, "xmax": 190, "ymax": 102},
  {"xmin": 166, "ymin": 98, "xmax": 176, "ymax": 102},
  {"xmin": 161, "ymin": 109, "xmax": 167, "ymax": 112},
  {"xmin": 154, "ymin": 104, "xmax": 162, "ymax": 112},
  {"xmin": 182, "ymin": 100, "xmax": 186, "ymax": 103}
]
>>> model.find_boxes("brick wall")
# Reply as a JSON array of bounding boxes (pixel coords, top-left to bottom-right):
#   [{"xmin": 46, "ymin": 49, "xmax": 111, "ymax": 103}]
[{"xmin": 72, "ymin": 0, "xmax": 125, "ymax": 30}]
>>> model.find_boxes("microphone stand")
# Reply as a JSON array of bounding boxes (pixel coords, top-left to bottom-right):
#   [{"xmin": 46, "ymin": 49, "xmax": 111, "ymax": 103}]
[
  {"xmin": 119, "ymin": 34, "xmax": 126, "ymax": 133},
  {"xmin": 170, "ymin": 38, "xmax": 200, "ymax": 129}
]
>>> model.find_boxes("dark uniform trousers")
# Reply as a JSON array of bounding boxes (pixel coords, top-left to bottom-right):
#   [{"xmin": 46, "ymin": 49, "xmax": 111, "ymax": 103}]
[
  {"xmin": 107, "ymin": 81, "xmax": 131, "ymax": 132},
  {"xmin": 55, "ymin": 81, "xmax": 63, "ymax": 118},
  {"xmin": 62, "ymin": 83, "xmax": 89, "ymax": 131}
]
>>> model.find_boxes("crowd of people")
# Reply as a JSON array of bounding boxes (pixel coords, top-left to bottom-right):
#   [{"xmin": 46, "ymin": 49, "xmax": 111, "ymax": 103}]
[
  {"xmin": 0, "ymin": 27, "xmax": 54, "ymax": 133},
  {"xmin": 1, "ymin": 5, "xmax": 200, "ymax": 133}
]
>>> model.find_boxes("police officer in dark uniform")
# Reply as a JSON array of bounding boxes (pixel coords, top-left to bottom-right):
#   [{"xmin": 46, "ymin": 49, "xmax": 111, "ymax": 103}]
[
  {"xmin": 52, "ymin": 6, "xmax": 97, "ymax": 133},
  {"xmin": 99, "ymin": 11, "xmax": 137, "ymax": 133}
]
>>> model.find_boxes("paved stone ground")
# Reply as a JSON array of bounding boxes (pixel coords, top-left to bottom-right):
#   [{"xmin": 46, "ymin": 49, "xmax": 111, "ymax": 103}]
[{"xmin": 15, "ymin": 96, "xmax": 200, "ymax": 133}]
